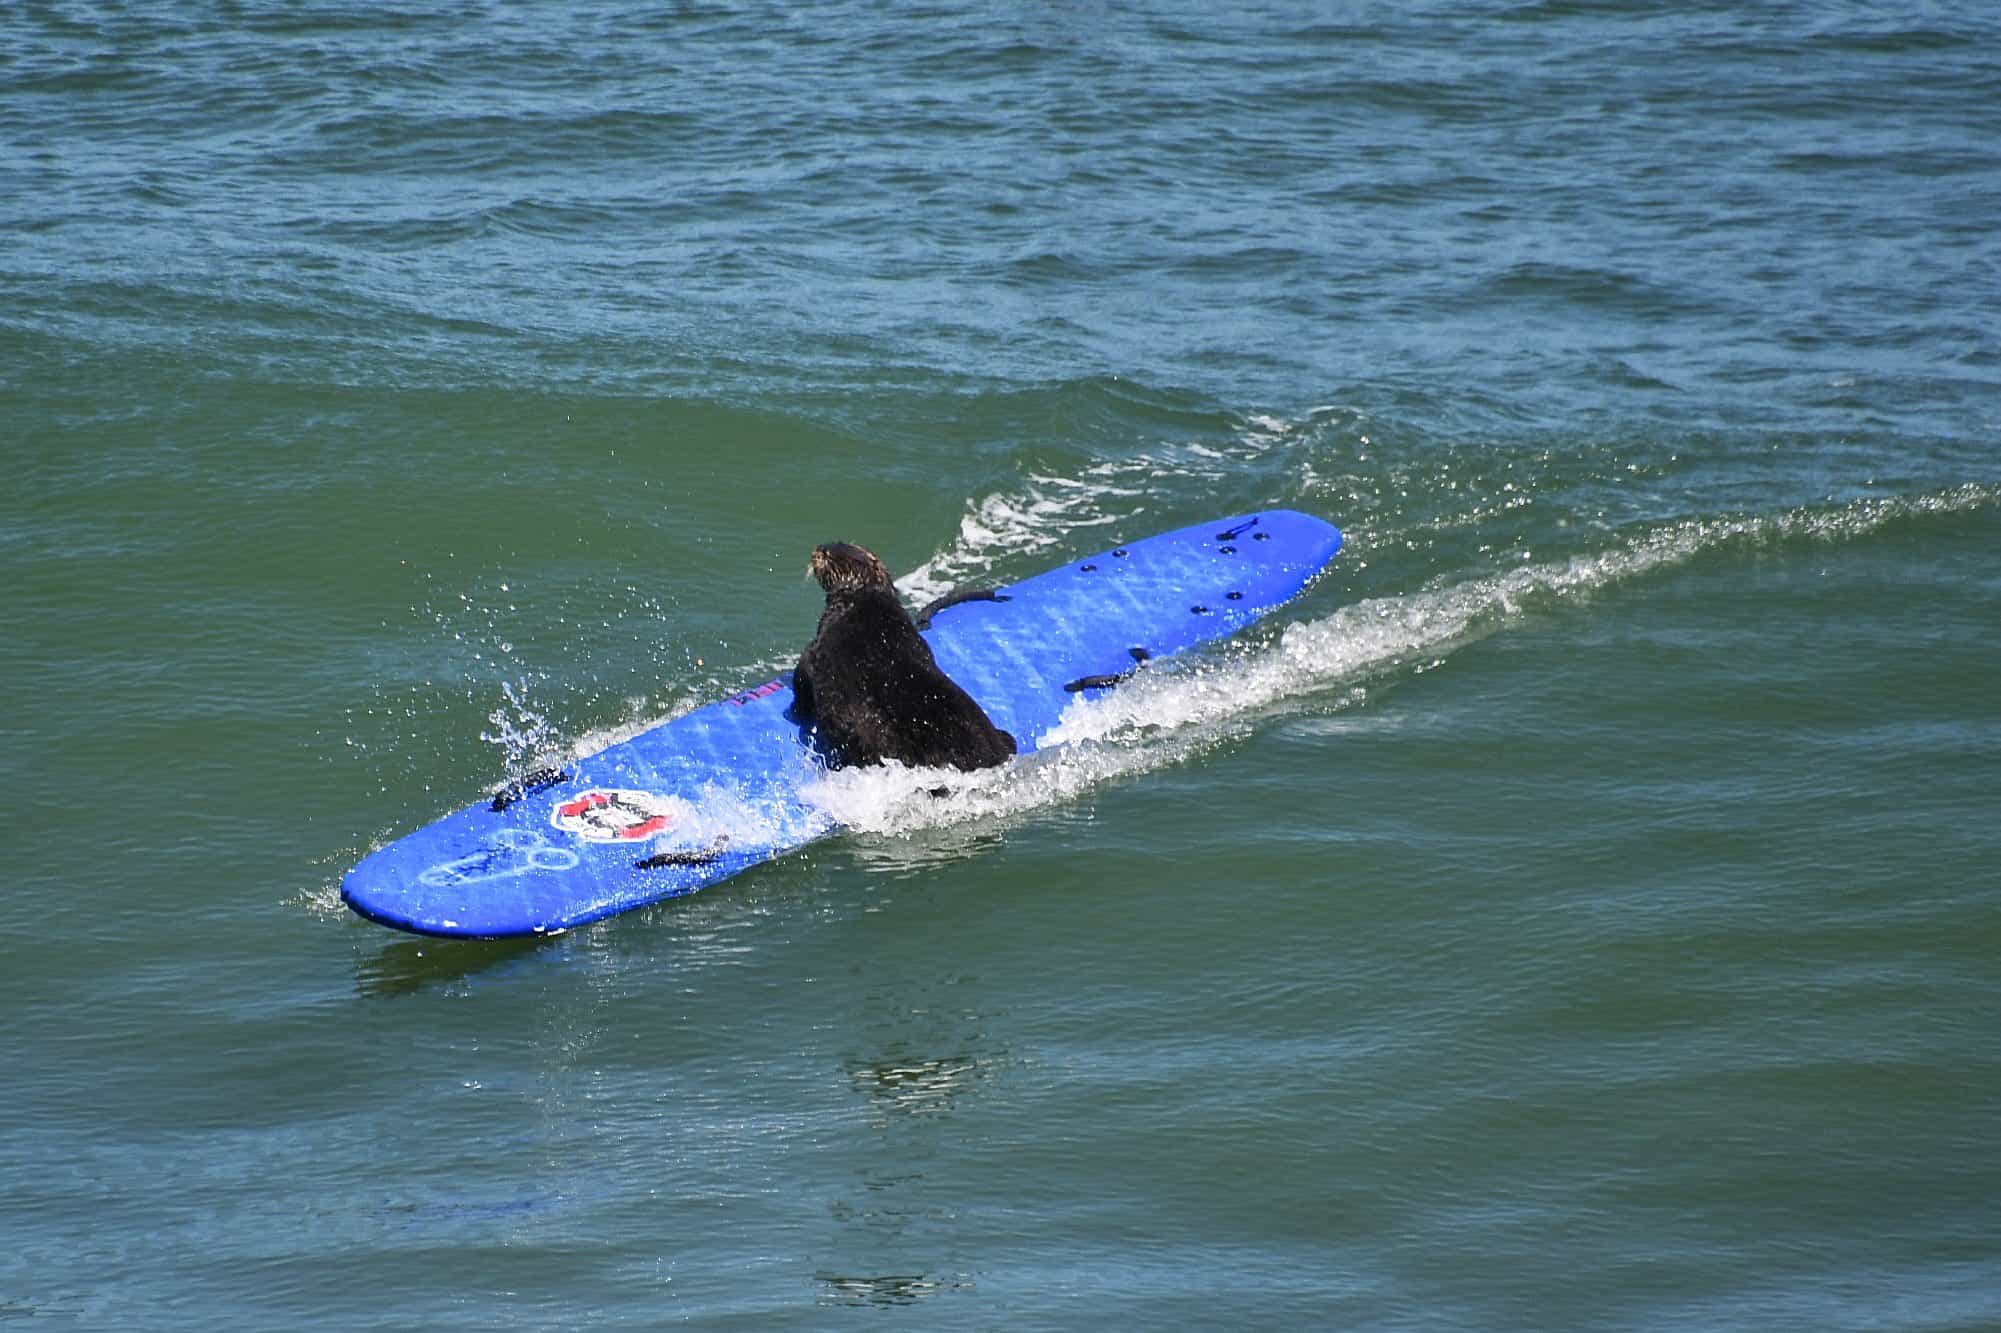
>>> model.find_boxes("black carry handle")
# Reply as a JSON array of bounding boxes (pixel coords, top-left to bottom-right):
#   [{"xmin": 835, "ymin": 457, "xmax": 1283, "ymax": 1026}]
[
  {"xmin": 490, "ymin": 767, "xmax": 571, "ymax": 812},
  {"xmin": 1063, "ymin": 646, "xmax": 1151, "ymax": 693},
  {"xmin": 913, "ymin": 587, "xmax": 1011, "ymax": 630},
  {"xmin": 1216, "ymin": 516, "xmax": 1261, "ymax": 540},
  {"xmin": 634, "ymin": 840, "xmax": 729, "ymax": 870}
]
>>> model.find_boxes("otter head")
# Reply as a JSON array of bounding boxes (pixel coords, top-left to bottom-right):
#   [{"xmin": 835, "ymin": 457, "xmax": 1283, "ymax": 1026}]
[{"xmin": 809, "ymin": 541, "xmax": 893, "ymax": 596}]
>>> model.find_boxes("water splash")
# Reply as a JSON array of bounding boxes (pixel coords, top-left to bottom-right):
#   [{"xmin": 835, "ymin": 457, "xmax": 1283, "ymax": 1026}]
[{"xmin": 479, "ymin": 679, "xmax": 559, "ymax": 772}]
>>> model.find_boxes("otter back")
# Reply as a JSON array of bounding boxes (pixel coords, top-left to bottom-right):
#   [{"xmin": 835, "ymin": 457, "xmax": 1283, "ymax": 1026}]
[{"xmin": 344, "ymin": 509, "xmax": 1343, "ymax": 938}]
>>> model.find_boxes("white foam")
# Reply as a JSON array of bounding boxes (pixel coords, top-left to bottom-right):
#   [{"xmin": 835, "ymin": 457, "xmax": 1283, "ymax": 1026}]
[{"xmin": 664, "ymin": 773, "xmax": 835, "ymax": 853}]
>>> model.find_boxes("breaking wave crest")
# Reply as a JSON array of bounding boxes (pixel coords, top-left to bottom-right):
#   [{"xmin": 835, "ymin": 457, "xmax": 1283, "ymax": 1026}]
[
  {"xmin": 895, "ymin": 477, "xmax": 1136, "ymax": 606},
  {"xmin": 895, "ymin": 407, "xmax": 1340, "ymax": 605}
]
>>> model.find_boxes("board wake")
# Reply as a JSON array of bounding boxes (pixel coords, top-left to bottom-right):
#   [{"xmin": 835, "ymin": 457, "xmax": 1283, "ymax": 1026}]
[{"xmin": 343, "ymin": 510, "xmax": 1342, "ymax": 937}]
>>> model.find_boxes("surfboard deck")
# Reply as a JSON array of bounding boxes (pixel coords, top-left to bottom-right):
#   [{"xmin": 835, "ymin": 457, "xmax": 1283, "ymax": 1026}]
[{"xmin": 343, "ymin": 509, "xmax": 1343, "ymax": 937}]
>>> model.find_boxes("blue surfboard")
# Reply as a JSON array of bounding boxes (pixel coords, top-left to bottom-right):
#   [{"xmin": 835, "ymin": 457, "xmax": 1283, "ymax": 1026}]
[{"xmin": 343, "ymin": 510, "xmax": 1342, "ymax": 937}]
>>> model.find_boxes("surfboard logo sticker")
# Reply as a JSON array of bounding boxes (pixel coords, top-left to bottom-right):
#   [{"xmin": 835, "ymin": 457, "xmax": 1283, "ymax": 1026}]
[{"xmin": 551, "ymin": 789, "xmax": 692, "ymax": 843}]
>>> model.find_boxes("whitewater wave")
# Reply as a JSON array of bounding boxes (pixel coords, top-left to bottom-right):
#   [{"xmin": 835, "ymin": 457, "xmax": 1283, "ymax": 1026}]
[{"xmin": 804, "ymin": 484, "xmax": 1999, "ymax": 844}]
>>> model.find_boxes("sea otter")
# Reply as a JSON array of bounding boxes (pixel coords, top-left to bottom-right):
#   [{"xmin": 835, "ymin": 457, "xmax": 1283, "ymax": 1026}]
[{"xmin": 792, "ymin": 542, "xmax": 1016, "ymax": 771}]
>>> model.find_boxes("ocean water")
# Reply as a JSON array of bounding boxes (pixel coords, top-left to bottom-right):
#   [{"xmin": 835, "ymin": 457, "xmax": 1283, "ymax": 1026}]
[{"xmin": 4, "ymin": 2, "xmax": 1999, "ymax": 1327}]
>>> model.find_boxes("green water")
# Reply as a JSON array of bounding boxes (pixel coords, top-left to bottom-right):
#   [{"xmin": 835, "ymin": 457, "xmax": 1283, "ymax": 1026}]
[{"xmin": 4, "ymin": 3, "xmax": 2000, "ymax": 1327}]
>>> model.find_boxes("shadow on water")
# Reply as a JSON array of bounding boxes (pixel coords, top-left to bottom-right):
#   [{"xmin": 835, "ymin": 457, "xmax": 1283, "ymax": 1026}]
[
  {"xmin": 353, "ymin": 932, "xmax": 556, "ymax": 998},
  {"xmin": 844, "ymin": 1050, "xmax": 997, "ymax": 1123},
  {"xmin": 815, "ymin": 1272, "xmax": 971, "ymax": 1307}
]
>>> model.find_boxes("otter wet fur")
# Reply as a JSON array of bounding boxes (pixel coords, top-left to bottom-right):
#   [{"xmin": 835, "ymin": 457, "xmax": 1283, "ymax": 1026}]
[{"xmin": 793, "ymin": 542, "xmax": 1017, "ymax": 771}]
